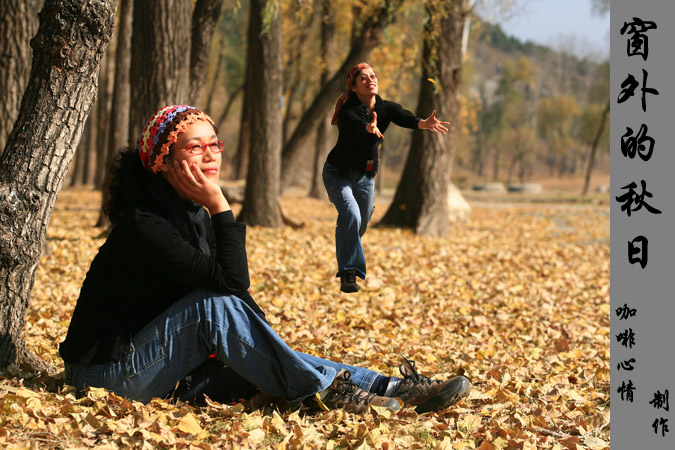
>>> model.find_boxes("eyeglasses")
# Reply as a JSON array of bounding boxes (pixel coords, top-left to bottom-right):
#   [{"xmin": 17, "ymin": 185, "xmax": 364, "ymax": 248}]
[
  {"xmin": 174, "ymin": 140, "xmax": 225, "ymax": 155},
  {"xmin": 357, "ymin": 73, "xmax": 377, "ymax": 83}
]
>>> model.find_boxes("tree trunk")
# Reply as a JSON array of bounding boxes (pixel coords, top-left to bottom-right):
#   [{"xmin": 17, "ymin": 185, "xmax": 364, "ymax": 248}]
[
  {"xmin": 205, "ymin": 34, "xmax": 227, "ymax": 114},
  {"xmin": 84, "ymin": 103, "xmax": 98, "ymax": 186},
  {"xmin": 237, "ymin": 0, "xmax": 283, "ymax": 227},
  {"xmin": 216, "ymin": 82, "xmax": 244, "ymax": 129},
  {"xmin": 0, "ymin": 0, "xmax": 116, "ymax": 374},
  {"xmin": 129, "ymin": 0, "xmax": 192, "ymax": 146},
  {"xmin": 279, "ymin": 0, "xmax": 405, "ymax": 191},
  {"xmin": 582, "ymin": 99, "xmax": 610, "ymax": 195},
  {"xmin": 547, "ymin": 149, "xmax": 556, "ymax": 176},
  {"xmin": 376, "ymin": 145, "xmax": 386, "ymax": 193},
  {"xmin": 96, "ymin": 0, "xmax": 133, "ymax": 228},
  {"xmin": 507, "ymin": 151, "xmax": 522, "ymax": 184},
  {"xmin": 558, "ymin": 155, "xmax": 567, "ymax": 178},
  {"xmin": 309, "ymin": 118, "xmax": 329, "ymax": 199},
  {"xmin": 308, "ymin": 0, "xmax": 336, "ymax": 200},
  {"xmin": 71, "ymin": 116, "xmax": 94, "ymax": 187},
  {"xmin": 282, "ymin": 80, "xmax": 301, "ymax": 147},
  {"xmin": 472, "ymin": 93, "xmax": 485, "ymax": 177},
  {"xmin": 231, "ymin": 1, "xmax": 260, "ymax": 182},
  {"xmin": 378, "ymin": 1, "xmax": 467, "ymax": 237},
  {"xmin": 232, "ymin": 92, "xmax": 250, "ymax": 180},
  {"xmin": 0, "ymin": 0, "xmax": 42, "ymax": 154},
  {"xmin": 492, "ymin": 145, "xmax": 501, "ymax": 181},
  {"xmin": 188, "ymin": 0, "xmax": 225, "ymax": 106},
  {"xmin": 94, "ymin": 47, "xmax": 116, "ymax": 188}
]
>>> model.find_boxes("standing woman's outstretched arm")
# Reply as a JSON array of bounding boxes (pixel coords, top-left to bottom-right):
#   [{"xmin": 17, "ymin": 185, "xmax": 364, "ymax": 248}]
[{"xmin": 418, "ymin": 110, "xmax": 450, "ymax": 134}]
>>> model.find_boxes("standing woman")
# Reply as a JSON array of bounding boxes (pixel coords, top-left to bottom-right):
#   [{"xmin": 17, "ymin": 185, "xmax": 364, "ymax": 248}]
[
  {"xmin": 323, "ymin": 63, "xmax": 450, "ymax": 293},
  {"xmin": 59, "ymin": 105, "xmax": 471, "ymax": 414}
]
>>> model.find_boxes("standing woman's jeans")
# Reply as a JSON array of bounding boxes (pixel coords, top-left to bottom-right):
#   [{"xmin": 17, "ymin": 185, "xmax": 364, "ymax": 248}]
[
  {"xmin": 322, "ymin": 161, "xmax": 375, "ymax": 280},
  {"xmin": 64, "ymin": 289, "xmax": 383, "ymax": 404}
]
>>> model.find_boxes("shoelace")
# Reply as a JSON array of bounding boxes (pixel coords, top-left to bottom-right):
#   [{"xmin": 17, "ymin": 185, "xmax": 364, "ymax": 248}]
[
  {"xmin": 334, "ymin": 372, "xmax": 376, "ymax": 405},
  {"xmin": 400, "ymin": 355, "xmax": 436, "ymax": 388}
]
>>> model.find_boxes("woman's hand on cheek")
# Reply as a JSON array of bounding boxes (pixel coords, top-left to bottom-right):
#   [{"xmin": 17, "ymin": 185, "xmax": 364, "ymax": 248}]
[{"xmin": 172, "ymin": 161, "xmax": 230, "ymax": 213}]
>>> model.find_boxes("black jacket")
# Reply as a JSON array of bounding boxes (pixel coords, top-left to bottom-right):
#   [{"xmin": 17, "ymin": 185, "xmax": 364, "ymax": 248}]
[
  {"xmin": 59, "ymin": 176, "xmax": 265, "ymax": 364},
  {"xmin": 326, "ymin": 94, "xmax": 420, "ymax": 177}
]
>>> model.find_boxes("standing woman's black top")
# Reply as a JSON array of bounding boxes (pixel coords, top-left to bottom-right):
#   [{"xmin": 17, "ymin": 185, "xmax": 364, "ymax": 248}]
[
  {"xmin": 59, "ymin": 176, "xmax": 266, "ymax": 365},
  {"xmin": 326, "ymin": 94, "xmax": 421, "ymax": 177}
]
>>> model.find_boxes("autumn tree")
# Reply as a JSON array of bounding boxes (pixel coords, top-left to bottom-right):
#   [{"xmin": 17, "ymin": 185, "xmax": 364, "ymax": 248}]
[
  {"xmin": 471, "ymin": 80, "xmax": 500, "ymax": 178},
  {"xmin": 378, "ymin": 0, "xmax": 470, "ymax": 237},
  {"xmin": 237, "ymin": 0, "xmax": 284, "ymax": 227},
  {"xmin": 581, "ymin": 60, "xmax": 609, "ymax": 195},
  {"xmin": 496, "ymin": 56, "xmax": 537, "ymax": 180},
  {"xmin": 581, "ymin": 101, "xmax": 609, "ymax": 195},
  {"xmin": 475, "ymin": 56, "xmax": 536, "ymax": 181},
  {"xmin": 537, "ymin": 95, "xmax": 580, "ymax": 177},
  {"xmin": 0, "ymin": 0, "xmax": 116, "ymax": 373},
  {"xmin": 0, "ymin": 0, "xmax": 42, "ymax": 154}
]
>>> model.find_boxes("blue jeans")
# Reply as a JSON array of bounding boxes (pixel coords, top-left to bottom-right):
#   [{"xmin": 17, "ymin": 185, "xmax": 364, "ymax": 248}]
[
  {"xmin": 64, "ymin": 290, "xmax": 383, "ymax": 404},
  {"xmin": 322, "ymin": 161, "xmax": 375, "ymax": 279}
]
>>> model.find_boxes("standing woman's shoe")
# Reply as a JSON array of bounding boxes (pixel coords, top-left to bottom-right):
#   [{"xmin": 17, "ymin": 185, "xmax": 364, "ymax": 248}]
[{"xmin": 340, "ymin": 269, "xmax": 360, "ymax": 293}]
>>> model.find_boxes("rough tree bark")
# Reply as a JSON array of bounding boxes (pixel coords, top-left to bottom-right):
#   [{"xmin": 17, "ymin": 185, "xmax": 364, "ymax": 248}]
[
  {"xmin": 378, "ymin": 1, "xmax": 468, "ymax": 237},
  {"xmin": 237, "ymin": 0, "xmax": 283, "ymax": 227},
  {"xmin": 0, "ymin": 0, "xmax": 42, "ymax": 154},
  {"xmin": 279, "ymin": 0, "xmax": 405, "ymax": 191},
  {"xmin": 128, "ymin": 0, "xmax": 192, "ymax": 146},
  {"xmin": 188, "ymin": 0, "xmax": 225, "ymax": 106},
  {"xmin": 0, "ymin": 0, "xmax": 116, "ymax": 373}
]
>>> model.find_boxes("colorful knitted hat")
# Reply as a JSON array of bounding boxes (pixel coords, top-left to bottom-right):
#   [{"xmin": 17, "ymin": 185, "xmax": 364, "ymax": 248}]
[
  {"xmin": 137, "ymin": 105, "xmax": 215, "ymax": 173},
  {"xmin": 331, "ymin": 62, "xmax": 373, "ymax": 125}
]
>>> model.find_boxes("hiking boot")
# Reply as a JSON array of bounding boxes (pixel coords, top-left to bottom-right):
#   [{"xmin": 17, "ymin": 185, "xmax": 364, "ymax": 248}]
[
  {"xmin": 308, "ymin": 370, "xmax": 400, "ymax": 414},
  {"xmin": 340, "ymin": 270, "xmax": 360, "ymax": 293},
  {"xmin": 393, "ymin": 356, "xmax": 471, "ymax": 414}
]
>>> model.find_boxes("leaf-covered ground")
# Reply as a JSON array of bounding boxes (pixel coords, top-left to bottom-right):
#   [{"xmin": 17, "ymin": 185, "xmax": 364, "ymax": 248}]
[{"xmin": 1, "ymin": 188, "xmax": 610, "ymax": 449}]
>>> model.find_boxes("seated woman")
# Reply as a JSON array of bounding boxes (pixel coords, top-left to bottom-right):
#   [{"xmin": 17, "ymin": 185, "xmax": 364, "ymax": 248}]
[{"xmin": 59, "ymin": 105, "xmax": 470, "ymax": 414}]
